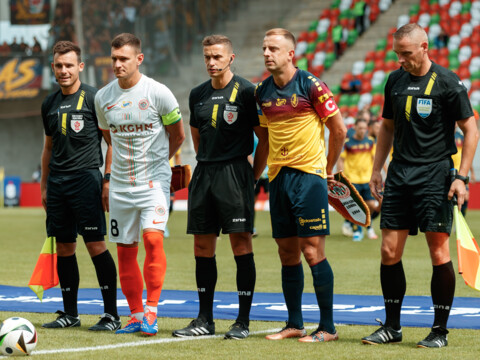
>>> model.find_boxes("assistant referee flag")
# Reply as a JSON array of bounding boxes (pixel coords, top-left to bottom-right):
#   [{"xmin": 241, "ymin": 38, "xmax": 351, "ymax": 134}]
[
  {"xmin": 454, "ymin": 206, "xmax": 480, "ymax": 291},
  {"xmin": 28, "ymin": 237, "xmax": 59, "ymax": 301}
]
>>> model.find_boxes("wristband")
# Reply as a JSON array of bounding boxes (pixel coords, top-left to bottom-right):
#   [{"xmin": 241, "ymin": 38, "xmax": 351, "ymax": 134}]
[
  {"xmin": 455, "ymin": 174, "xmax": 469, "ymax": 185},
  {"xmin": 104, "ymin": 173, "xmax": 111, "ymax": 182}
]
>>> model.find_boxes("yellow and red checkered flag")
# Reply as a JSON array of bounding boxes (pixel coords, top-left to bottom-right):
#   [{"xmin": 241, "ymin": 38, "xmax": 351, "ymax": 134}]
[
  {"xmin": 28, "ymin": 237, "xmax": 59, "ymax": 301},
  {"xmin": 454, "ymin": 205, "xmax": 480, "ymax": 291}
]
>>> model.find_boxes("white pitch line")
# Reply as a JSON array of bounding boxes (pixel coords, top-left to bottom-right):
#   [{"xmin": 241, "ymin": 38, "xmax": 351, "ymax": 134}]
[{"xmin": 20, "ymin": 325, "xmax": 321, "ymax": 356}]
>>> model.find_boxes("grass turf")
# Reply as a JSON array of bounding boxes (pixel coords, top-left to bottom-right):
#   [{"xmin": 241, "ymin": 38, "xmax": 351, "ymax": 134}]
[{"xmin": 1, "ymin": 207, "xmax": 479, "ymax": 359}]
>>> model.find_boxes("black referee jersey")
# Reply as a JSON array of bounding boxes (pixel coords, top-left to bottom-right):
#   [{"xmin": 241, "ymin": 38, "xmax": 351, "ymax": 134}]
[
  {"xmin": 41, "ymin": 83, "xmax": 103, "ymax": 173},
  {"xmin": 383, "ymin": 61, "xmax": 473, "ymax": 164}
]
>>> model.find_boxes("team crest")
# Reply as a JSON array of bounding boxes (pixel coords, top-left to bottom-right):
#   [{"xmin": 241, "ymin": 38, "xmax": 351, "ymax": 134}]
[
  {"xmin": 327, "ymin": 182, "xmax": 350, "ymax": 199},
  {"xmin": 416, "ymin": 98, "xmax": 432, "ymax": 118},
  {"xmin": 138, "ymin": 99, "xmax": 149, "ymax": 110},
  {"xmin": 155, "ymin": 206, "xmax": 166, "ymax": 216},
  {"xmin": 71, "ymin": 114, "xmax": 84, "ymax": 133},
  {"xmin": 223, "ymin": 104, "xmax": 238, "ymax": 124},
  {"xmin": 291, "ymin": 94, "xmax": 298, "ymax": 107}
]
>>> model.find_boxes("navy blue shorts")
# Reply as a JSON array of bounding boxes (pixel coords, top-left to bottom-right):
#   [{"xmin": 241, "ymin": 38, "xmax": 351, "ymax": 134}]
[
  {"xmin": 353, "ymin": 182, "xmax": 374, "ymax": 201},
  {"xmin": 380, "ymin": 158, "xmax": 454, "ymax": 236},
  {"xmin": 269, "ymin": 167, "xmax": 329, "ymax": 238},
  {"xmin": 46, "ymin": 169, "xmax": 106, "ymax": 242}
]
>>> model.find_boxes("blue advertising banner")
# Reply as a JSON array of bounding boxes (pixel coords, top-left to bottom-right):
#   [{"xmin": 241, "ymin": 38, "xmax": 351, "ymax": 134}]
[{"xmin": 3, "ymin": 176, "xmax": 21, "ymax": 207}]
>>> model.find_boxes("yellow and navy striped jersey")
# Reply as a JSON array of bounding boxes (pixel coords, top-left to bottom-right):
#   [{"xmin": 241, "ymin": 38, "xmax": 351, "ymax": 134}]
[
  {"xmin": 255, "ymin": 69, "xmax": 339, "ymax": 181},
  {"xmin": 340, "ymin": 135, "xmax": 375, "ymax": 184}
]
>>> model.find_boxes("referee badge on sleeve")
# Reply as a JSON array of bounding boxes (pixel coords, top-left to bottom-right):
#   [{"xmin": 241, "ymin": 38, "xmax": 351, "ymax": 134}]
[
  {"xmin": 224, "ymin": 104, "xmax": 238, "ymax": 125},
  {"xmin": 71, "ymin": 114, "xmax": 84, "ymax": 133}
]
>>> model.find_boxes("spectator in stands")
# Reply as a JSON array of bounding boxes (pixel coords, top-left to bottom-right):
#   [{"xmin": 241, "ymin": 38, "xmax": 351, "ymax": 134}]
[
  {"xmin": 368, "ymin": 119, "xmax": 381, "ymax": 141},
  {"xmin": 32, "ymin": 36, "xmax": 43, "ymax": 54},
  {"xmin": 434, "ymin": 27, "xmax": 449, "ymax": 49},
  {"xmin": 10, "ymin": 37, "xmax": 21, "ymax": 53},
  {"xmin": 0, "ymin": 41, "xmax": 10, "ymax": 56}
]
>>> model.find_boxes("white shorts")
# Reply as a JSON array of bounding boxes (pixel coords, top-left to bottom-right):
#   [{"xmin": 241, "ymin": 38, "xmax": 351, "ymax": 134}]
[{"xmin": 109, "ymin": 186, "xmax": 169, "ymax": 244}]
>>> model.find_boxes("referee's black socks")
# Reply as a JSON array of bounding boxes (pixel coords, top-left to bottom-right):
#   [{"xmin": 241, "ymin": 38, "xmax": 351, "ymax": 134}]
[
  {"xmin": 234, "ymin": 253, "xmax": 256, "ymax": 325},
  {"xmin": 380, "ymin": 261, "xmax": 405, "ymax": 330},
  {"xmin": 195, "ymin": 256, "xmax": 217, "ymax": 323},
  {"xmin": 57, "ymin": 254, "xmax": 80, "ymax": 317},
  {"xmin": 92, "ymin": 250, "xmax": 119, "ymax": 319},
  {"xmin": 431, "ymin": 261, "xmax": 455, "ymax": 329}
]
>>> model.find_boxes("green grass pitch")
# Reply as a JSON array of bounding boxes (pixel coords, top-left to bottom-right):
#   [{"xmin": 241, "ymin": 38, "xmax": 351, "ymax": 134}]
[{"xmin": 1, "ymin": 207, "xmax": 479, "ymax": 359}]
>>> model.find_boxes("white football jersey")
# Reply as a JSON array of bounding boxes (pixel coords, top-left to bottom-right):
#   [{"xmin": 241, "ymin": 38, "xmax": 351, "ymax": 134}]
[{"xmin": 95, "ymin": 74, "xmax": 181, "ymax": 193}]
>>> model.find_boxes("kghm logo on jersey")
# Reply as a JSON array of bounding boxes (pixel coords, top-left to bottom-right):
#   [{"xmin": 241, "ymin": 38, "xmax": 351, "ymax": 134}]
[
  {"xmin": 416, "ymin": 98, "xmax": 432, "ymax": 118},
  {"xmin": 291, "ymin": 94, "xmax": 298, "ymax": 107},
  {"xmin": 139, "ymin": 99, "xmax": 149, "ymax": 110},
  {"xmin": 276, "ymin": 98, "xmax": 287, "ymax": 106}
]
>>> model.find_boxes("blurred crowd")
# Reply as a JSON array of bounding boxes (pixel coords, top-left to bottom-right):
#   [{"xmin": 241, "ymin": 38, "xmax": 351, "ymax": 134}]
[{"xmin": 0, "ymin": 36, "xmax": 43, "ymax": 56}]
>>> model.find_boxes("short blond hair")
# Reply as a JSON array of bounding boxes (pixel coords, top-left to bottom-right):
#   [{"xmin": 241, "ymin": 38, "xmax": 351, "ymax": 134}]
[{"xmin": 265, "ymin": 28, "xmax": 296, "ymax": 47}]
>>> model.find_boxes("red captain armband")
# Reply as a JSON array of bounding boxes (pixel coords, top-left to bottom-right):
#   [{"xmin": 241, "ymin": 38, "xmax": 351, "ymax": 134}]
[
  {"xmin": 170, "ymin": 165, "xmax": 192, "ymax": 193},
  {"xmin": 327, "ymin": 172, "xmax": 371, "ymax": 227}
]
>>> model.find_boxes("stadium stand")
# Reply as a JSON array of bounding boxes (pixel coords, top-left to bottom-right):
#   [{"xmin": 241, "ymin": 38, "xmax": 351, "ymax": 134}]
[{"xmin": 334, "ymin": 0, "xmax": 480, "ymax": 120}]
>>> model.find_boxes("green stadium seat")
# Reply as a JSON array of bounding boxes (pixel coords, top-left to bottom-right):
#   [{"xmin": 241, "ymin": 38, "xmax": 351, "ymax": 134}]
[
  {"xmin": 375, "ymin": 38, "xmax": 387, "ymax": 51},
  {"xmin": 347, "ymin": 29, "xmax": 358, "ymax": 46},
  {"xmin": 296, "ymin": 57, "xmax": 308, "ymax": 71},
  {"xmin": 385, "ymin": 50, "xmax": 397, "ymax": 62},
  {"xmin": 409, "ymin": 4, "xmax": 420, "ymax": 16},
  {"xmin": 338, "ymin": 94, "xmax": 350, "ymax": 107},
  {"xmin": 363, "ymin": 61, "xmax": 375, "ymax": 73}
]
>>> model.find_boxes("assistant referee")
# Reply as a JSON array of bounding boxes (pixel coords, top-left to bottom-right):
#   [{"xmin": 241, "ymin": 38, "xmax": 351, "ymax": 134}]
[{"xmin": 363, "ymin": 23, "xmax": 478, "ymax": 348}]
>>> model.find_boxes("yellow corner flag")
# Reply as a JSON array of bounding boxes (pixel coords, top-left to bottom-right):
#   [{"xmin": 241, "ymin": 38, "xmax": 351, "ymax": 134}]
[
  {"xmin": 28, "ymin": 237, "xmax": 59, "ymax": 301},
  {"xmin": 454, "ymin": 205, "xmax": 480, "ymax": 291}
]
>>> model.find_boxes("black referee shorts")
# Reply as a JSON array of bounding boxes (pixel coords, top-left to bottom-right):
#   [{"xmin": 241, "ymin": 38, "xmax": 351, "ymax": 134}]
[
  {"xmin": 380, "ymin": 158, "xmax": 454, "ymax": 236},
  {"xmin": 46, "ymin": 169, "xmax": 106, "ymax": 242},
  {"xmin": 187, "ymin": 158, "xmax": 255, "ymax": 235}
]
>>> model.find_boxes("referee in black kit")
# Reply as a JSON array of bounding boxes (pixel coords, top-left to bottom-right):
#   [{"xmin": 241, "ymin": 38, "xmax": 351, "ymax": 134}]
[
  {"xmin": 40, "ymin": 41, "xmax": 120, "ymax": 331},
  {"xmin": 172, "ymin": 35, "xmax": 266, "ymax": 340},
  {"xmin": 362, "ymin": 24, "xmax": 478, "ymax": 348}
]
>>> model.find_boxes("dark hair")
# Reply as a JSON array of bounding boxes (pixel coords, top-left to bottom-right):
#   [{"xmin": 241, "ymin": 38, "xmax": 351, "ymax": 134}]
[
  {"xmin": 265, "ymin": 28, "xmax": 296, "ymax": 47},
  {"xmin": 355, "ymin": 118, "xmax": 368, "ymax": 126},
  {"xmin": 53, "ymin": 41, "xmax": 81, "ymax": 62},
  {"xmin": 202, "ymin": 35, "xmax": 233, "ymax": 52},
  {"xmin": 111, "ymin": 33, "xmax": 141, "ymax": 52}
]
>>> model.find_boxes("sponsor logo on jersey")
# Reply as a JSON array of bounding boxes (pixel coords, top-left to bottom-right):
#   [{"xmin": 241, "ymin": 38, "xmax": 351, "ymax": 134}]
[
  {"xmin": 223, "ymin": 104, "xmax": 238, "ymax": 124},
  {"xmin": 416, "ymin": 98, "xmax": 432, "ymax": 118},
  {"xmin": 262, "ymin": 101, "xmax": 272, "ymax": 107},
  {"xmin": 139, "ymin": 99, "xmax": 149, "ymax": 110},
  {"xmin": 212, "ymin": 96, "xmax": 224, "ymax": 100},
  {"xmin": 71, "ymin": 114, "xmax": 84, "ymax": 133},
  {"xmin": 298, "ymin": 217, "xmax": 322, "ymax": 226},
  {"xmin": 109, "ymin": 123, "xmax": 154, "ymax": 133},
  {"xmin": 232, "ymin": 218, "xmax": 246, "ymax": 222},
  {"xmin": 121, "ymin": 101, "xmax": 132, "ymax": 108},
  {"xmin": 407, "ymin": 87, "xmax": 420, "ymax": 90},
  {"xmin": 60, "ymin": 104, "xmax": 71, "ymax": 109},
  {"xmin": 152, "ymin": 220, "xmax": 164, "ymax": 224},
  {"xmin": 106, "ymin": 103, "xmax": 118, "ymax": 110},
  {"xmin": 276, "ymin": 98, "xmax": 287, "ymax": 106},
  {"xmin": 291, "ymin": 94, "xmax": 298, "ymax": 107},
  {"xmin": 318, "ymin": 93, "xmax": 329, "ymax": 104}
]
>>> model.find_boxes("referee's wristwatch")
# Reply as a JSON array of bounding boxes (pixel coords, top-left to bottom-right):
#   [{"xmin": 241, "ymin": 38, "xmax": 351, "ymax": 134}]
[
  {"xmin": 455, "ymin": 174, "xmax": 469, "ymax": 185},
  {"xmin": 104, "ymin": 173, "xmax": 111, "ymax": 182}
]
